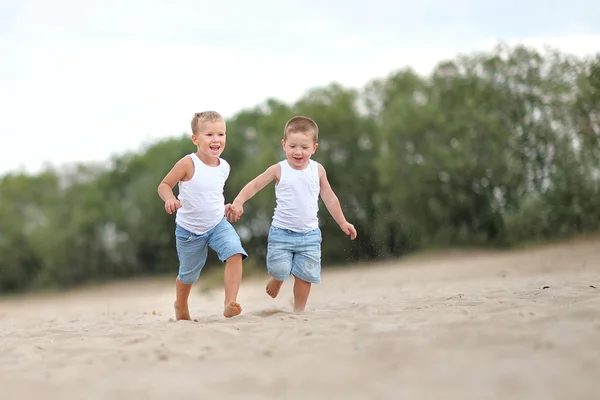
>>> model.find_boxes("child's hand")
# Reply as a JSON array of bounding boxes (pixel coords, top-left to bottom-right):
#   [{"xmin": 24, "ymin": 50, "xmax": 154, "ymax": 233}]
[
  {"xmin": 227, "ymin": 202, "xmax": 244, "ymax": 222},
  {"xmin": 224, "ymin": 203, "xmax": 236, "ymax": 222},
  {"xmin": 340, "ymin": 222, "xmax": 357, "ymax": 240},
  {"xmin": 165, "ymin": 199, "xmax": 181, "ymax": 214}
]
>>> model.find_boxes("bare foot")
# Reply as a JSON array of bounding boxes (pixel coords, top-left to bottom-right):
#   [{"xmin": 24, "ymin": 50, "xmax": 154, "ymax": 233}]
[
  {"xmin": 223, "ymin": 301, "xmax": 242, "ymax": 318},
  {"xmin": 174, "ymin": 301, "xmax": 191, "ymax": 321},
  {"xmin": 265, "ymin": 278, "xmax": 283, "ymax": 298},
  {"xmin": 287, "ymin": 298, "xmax": 305, "ymax": 313},
  {"xmin": 293, "ymin": 304, "xmax": 306, "ymax": 313}
]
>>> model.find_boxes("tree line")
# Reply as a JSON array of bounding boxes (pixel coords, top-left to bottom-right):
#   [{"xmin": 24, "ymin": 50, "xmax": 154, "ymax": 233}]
[{"xmin": 1, "ymin": 43, "xmax": 599, "ymax": 293}]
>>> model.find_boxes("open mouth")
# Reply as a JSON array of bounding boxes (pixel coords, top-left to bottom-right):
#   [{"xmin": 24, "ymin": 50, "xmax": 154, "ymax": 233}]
[{"xmin": 209, "ymin": 145, "xmax": 221, "ymax": 153}]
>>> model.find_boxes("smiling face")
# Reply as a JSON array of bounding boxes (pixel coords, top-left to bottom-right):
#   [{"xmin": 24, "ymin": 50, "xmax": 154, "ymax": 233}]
[
  {"xmin": 191, "ymin": 119, "xmax": 226, "ymax": 166},
  {"xmin": 281, "ymin": 132, "xmax": 318, "ymax": 170}
]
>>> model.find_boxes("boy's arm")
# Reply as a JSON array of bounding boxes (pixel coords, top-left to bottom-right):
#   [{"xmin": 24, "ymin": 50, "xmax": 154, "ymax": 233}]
[
  {"xmin": 157, "ymin": 157, "xmax": 191, "ymax": 214},
  {"xmin": 318, "ymin": 164, "xmax": 357, "ymax": 240},
  {"xmin": 232, "ymin": 164, "xmax": 280, "ymax": 208}
]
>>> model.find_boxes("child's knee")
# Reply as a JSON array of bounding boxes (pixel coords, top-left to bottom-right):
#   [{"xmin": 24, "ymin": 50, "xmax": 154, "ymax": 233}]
[
  {"xmin": 178, "ymin": 268, "xmax": 200, "ymax": 284},
  {"xmin": 176, "ymin": 252, "xmax": 207, "ymax": 284},
  {"xmin": 212, "ymin": 226, "xmax": 248, "ymax": 262},
  {"xmin": 267, "ymin": 262, "xmax": 292, "ymax": 280},
  {"xmin": 219, "ymin": 245, "xmax": 248, "ymax": 263},
  {"xmin": 291, "ymin": 253, "xmax": 321, "ymax": 284},
  {"xmin": 266, "ymin": 246, "xmax": 293, "ymax": 280}
]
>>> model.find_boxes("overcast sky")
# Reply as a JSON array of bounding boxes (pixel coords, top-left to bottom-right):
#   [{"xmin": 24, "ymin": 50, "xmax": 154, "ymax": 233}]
[{"xmin": 1, "ymin": 0, "xmax": 599, "ymax": 175}]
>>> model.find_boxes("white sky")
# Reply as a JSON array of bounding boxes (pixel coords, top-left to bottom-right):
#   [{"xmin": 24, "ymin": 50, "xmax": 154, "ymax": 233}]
[{"xmin": 1, "ymin": 0, "xmax": 599, "ymax": 175}]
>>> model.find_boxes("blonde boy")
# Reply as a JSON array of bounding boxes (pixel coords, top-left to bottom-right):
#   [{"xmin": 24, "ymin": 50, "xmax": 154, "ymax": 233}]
[{"xmin": 158, "ymin": 111, "xmax": 248, "ymax": 320}]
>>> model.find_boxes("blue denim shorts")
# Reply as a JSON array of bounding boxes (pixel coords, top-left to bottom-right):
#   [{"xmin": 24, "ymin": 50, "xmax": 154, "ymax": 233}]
[
  {"xmin": 175, "ymin": 217, "xmax": 248, "ymax": 284},
  {"xmin": 266, "ymin": 226, "xmax": 322, "ymax": 284}
]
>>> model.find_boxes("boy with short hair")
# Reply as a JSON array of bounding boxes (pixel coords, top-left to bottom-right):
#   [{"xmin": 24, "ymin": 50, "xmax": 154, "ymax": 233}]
[
  {"xmin": 226, "ymin": 116, "xmax": 357, "ymax": 312},
  {"xmin": 158, "ymin": 111, "xmax": 248, "ymax": 320}
]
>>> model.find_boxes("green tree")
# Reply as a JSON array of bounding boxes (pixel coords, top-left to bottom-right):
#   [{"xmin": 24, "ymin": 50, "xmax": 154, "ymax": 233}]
[{"xmin": 1, "ymin": 43, "xmax": 599, "ymax": 294}]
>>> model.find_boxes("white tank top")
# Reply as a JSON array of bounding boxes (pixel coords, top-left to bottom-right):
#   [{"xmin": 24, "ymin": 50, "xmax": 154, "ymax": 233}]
[
  {"xmin": 272, "ymin": 159, "xmax": 320, "ymax": 232},
  {"xmin": 175, "ymin": 153, "xmax": 229, "ymax": 235}
]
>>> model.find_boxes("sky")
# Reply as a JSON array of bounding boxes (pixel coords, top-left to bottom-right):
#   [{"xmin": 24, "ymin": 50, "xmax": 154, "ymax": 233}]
[{"xmin": 1, "ymin": 0, "xmax": 599, "ymax": 175}]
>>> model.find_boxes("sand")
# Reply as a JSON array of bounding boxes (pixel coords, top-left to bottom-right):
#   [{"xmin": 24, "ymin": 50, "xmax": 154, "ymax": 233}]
[{"xmin": 1, "ymin": 237, "xmax": 599, "ymax": 400}]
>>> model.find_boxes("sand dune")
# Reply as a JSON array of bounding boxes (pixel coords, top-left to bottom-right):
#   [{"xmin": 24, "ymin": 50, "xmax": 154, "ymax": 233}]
[{"xmin": 1, "ymin": 238, "xmax": 599, "ymax": 400}]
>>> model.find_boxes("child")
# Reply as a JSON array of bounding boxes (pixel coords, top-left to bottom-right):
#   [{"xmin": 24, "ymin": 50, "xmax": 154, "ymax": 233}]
[
  {"xmin": 157, "ymin": 111, "xmax": 248, "ymax": 320},
  {"xmin": 226, "ymin": 116, "xmax": 357, "ymax": 312}
]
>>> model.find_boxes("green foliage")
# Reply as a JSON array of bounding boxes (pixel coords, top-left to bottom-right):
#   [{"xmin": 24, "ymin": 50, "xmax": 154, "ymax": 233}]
[{"xmin": 1, "ymin": 42, "xmax": 599, "ymax": 294}]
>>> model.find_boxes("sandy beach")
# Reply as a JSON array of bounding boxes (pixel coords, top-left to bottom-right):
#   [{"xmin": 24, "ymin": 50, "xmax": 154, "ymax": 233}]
[{"xmin": 1, "ymin": 237, "xmax": 599, "ymax": 400}]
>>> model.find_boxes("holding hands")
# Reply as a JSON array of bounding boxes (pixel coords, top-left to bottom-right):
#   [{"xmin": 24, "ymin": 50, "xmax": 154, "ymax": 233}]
[{"xmin": 225, "ymin": 201, "xmax": 244, "ymax": 223}]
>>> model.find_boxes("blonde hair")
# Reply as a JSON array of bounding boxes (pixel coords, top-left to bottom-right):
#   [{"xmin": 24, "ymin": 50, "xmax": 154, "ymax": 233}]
[
  {"xmin": 283, "ymin": 116, "xmax": 319, "ymax": 142},
  {"xmin": 191, "ymin": 111, "xmax": 224, "ymax": 134}
]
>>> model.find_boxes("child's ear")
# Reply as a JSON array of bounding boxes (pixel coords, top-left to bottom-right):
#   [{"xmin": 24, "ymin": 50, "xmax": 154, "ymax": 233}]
[{"xmin": 281, "ymin": 139, "xmax": 286, "ymax": 149}]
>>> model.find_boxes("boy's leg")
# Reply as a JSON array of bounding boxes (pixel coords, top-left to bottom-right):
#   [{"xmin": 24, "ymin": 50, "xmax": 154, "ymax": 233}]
[
  {"xmin": 175, "ymin": 278, "xmax": 192, "ymax": 320},
  {"xmin": 223, "ymin": 254, "xmax": 243, "ymax": 317},
  {"xmin": 208, "ymin": 217, "xmax": 249, "ymax": 317},
  {"xmin": 290, "ymin": 228, "xmax": 322, "ymax": 312},
  {"xmin": 292, "ymin": 277, "xmax": 312, "ymax": 312},
  {"xmin": 265, "ymin": 226, "xmax": 294, "ymax": 298},
  {"xmin": 174, "ymin": 225, "xmax": 209, "ymax": 320}
]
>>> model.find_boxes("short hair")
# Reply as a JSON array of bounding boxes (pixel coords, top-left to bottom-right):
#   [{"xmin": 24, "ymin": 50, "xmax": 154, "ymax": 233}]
[
  {"xmin": 283, "ymin": 116, "xmax": 319, "ymax": 142},
  {"xmin": 191, "ymin": 111, "xmax": 224, "ymax": 134}
]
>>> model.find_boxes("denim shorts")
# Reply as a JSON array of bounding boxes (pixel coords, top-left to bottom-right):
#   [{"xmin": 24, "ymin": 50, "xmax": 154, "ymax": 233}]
[
  {"xmin": 266, "ymin": 225, "xmax": 322, "ymax": 284},
  {"xmin": 175, "ymin": 217, "xmax": 248, "ymax": 284}
]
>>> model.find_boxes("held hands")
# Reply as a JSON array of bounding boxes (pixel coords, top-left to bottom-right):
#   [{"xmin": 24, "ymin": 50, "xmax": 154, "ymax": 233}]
[
  {"xmin": 340, "ymin": 221, "xmax": 357, "ymax": 240},
  {"xmin": 224, "ymin": 204, "xmax": 233, "ymax": 221},
  {"xmin": 165, "ymin": 198, "xmax": 181, "ymax": 214},
  {"xmin": 225, "ymin": 202, "xmax": 244, "ymax": 223}
]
